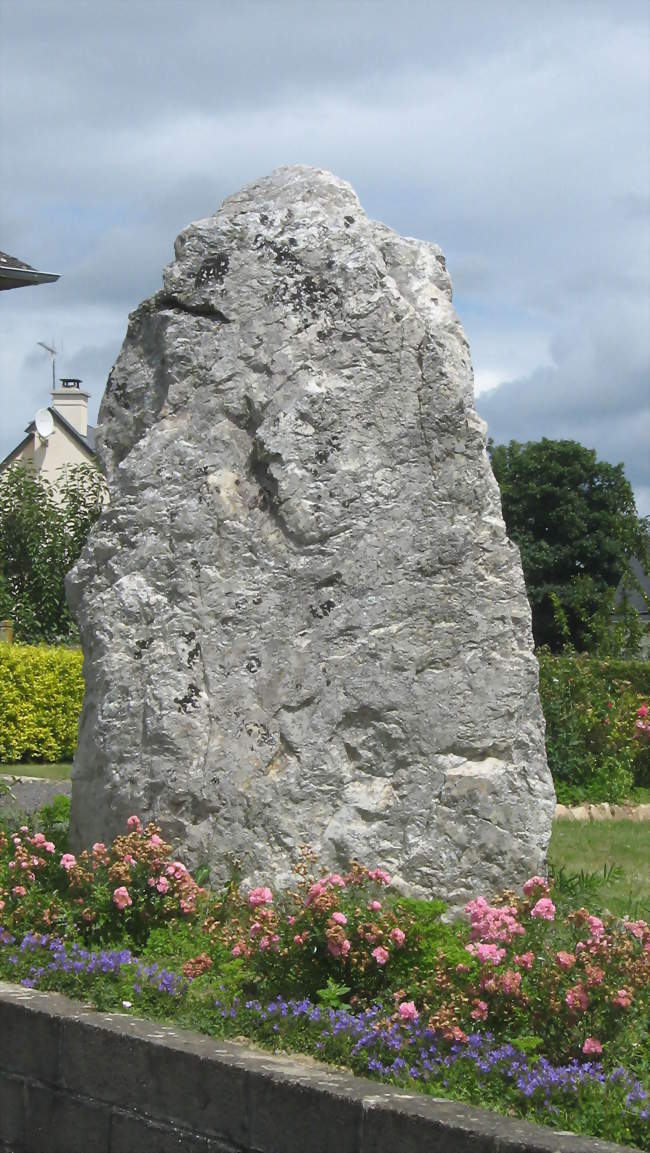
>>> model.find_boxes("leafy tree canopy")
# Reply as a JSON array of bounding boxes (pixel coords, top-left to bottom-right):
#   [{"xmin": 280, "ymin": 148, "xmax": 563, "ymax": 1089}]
[
  {"xmin": 0, "ymin": 463, "xmax": 106, "ymax": 644},
  {"xmin": 487, "ymin": 438, "xmax": 648, "ymax": 652}
]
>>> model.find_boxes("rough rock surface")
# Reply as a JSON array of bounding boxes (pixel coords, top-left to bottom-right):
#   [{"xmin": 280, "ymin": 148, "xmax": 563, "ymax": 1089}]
[{"xmin": 68, "ymin": 166, "xmax": 555, "ymax": 902}]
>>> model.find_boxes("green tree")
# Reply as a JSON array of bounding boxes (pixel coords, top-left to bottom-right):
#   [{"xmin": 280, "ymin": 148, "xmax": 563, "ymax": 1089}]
[
  {"xmin": 487, "ymin": 438, "xmax": 647, "ymax": 652},
  {"xmin": 0, "ymin": 463, "xmax": 106, "ymax": 643}
]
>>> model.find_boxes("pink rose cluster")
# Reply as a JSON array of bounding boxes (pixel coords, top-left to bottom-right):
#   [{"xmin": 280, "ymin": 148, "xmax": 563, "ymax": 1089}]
[
  {"xmin": 112, "ymin": 885, "xmax": 132, "ymax": 910},
  {"xmin": 464, "ymin": 896, "xmax": 525, "ymax": 943},
  {"xmin": 635, "ymin": 702, "xmax": 650, "ymax": 740},
  {"xmin": 247, "ymin": 886, "xmax": 273, "ymax": 908}
]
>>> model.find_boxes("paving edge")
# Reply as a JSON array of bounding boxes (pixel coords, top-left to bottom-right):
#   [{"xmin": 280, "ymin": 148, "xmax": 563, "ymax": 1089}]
[
  {"xmin": 0, "ymin": 981, "xmax": 638, "ymax": 1153},
  {"xmin": 554, "ymin": 801, "xmax": 650, "ymax": 821}
]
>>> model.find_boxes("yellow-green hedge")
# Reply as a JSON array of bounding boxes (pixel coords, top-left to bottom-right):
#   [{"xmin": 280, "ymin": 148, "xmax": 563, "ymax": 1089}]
[{"xmin": 0, "ymin": 643, "xmax": 84, "ymax": 763}]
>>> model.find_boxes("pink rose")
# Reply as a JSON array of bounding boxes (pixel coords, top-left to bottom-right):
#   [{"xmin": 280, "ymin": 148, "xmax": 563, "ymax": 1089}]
[
  {"xmin": 613, "ymin": 988, "xmax": 632, "ymax": 1008},
  {"xmin": 637, "ymin": 703, "xmax": 649, "ymax": 717},
  {"xmin": 368, "ymin": 868, "xmax": 391, "ymax": 886},
  {"xmin": 470, "ymin": 1000, "xmax": 489, "ymax": 1021},
  {"xmin": 126, "ymin": 815, "xmax": 141, "ymax": 830},
  {"xmin": 500, "ymin": 969, "xmax": 522, "ymax": 995},
  {"xmin": 12, "ymin": 886, "xmax": 27, "ymax": 897},
  {"xmin": 31, "ymin": 833, "xmax": 46, "ymax": 846},
  {"xmin": 583, "ymin": 1037, "xmax": 603, "ymax": 1055},
  {"xmin": 371, "ymin": 945, "xmax": 389, "ymax": 966},
  {"xmin": 565, "ymin": 984, "xmax": 589, "ymax": 1012},
  {"xmin": 324, "ymin": 873, "xmax": 346, "ymax": 888},
  {"xmin": 390, "ymin": 927, "xmax": 406, "ymax": 947},
  {"xmin": 514, "ymin": 951, "xmax": 535, "ymax": 971},
  {"xmin": 60, "ymin": 853, "xmax": 77, "ymax": 871},
  {"xmin": 523, "ymin": 876, "xmax": 549, "ymax": 896},
  {"xmin": 112, "ymin": 886, "xmax": 132, "ymax": 910},
  {"xmin": 331, "ymin": 911, "xmax": 347, "ymax": 925},
  {"xmin": 530, "ymin": 897, "xmax": 555, "ymax": 921},
  {"xmin": 398, "ymin": 1001, "xmax": 418, "ymax": 1021},
  {"xmin": 248, "ymin": 886, "xmax": 273, "ymax": 908},
  {"xmin": 555, "ymin": 951, "xmax": 576, "ymax": 971},
  {"xmin": 587, "ymin": 915, "xmax": 605, "ymax": 941},
  {"xmin": 155, "ymin": 876, "xmax": 170, "ymax": 894},
  {"xmin": 149, "ymin": 834, "xmax": 163, "ymax": 847},
  {"xmin": 44, "ymin": 841, "xmax": 55, "ymax": 854},
  {"xmin": 368, "ymin": 900, "xmax": 382, "ymax": 912},
  {"xmin": 466, "ymin": 942, "xmax": 506, "ymax": 965}
]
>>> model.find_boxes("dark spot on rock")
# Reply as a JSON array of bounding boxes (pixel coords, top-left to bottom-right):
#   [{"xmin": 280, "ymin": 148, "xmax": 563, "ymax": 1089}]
[
  {"xmin": 244, "ymin": 720, "xmax": 273, "ymax": 746},
  {"xmin": 187, "ymin": 642, "xmax": 201, "ymax": 668},
  {"xmin": 316, "ymin": 572, "xmax": 342, "ymax": 589},
  {"xmin": 182, "ymin": 630, "xmax": 196, "ymax": 642},
  {"xmin": 245, "ymin": 655, "xmax": 261, "ymax": 673},
  {"xmin": 191, "ymin": 558, "xmax": 201, "ymax": 575},
  {"xmin": 259, "ymin": 213, "xmax": 270, "ymax": 225},
  {"xmin": 195, "ymin": 253, "xmax": 229, "ymax": 287},
  {"xmin": 133, "ymin": 637, "xmax": 153, "ymax": 661},
  {"xmin": 344, "ymin": 215, "xmax": 355, "ymax": 227},
  {"xmin": 315, "ymin": 448, "xmax": 330, "ymax": 464},
  {"xmin": 435, "ymin": 254, "xmax": 446, "ymax": 270},
  {"xmin": 174, "ymin": 683, "xmax": 200, "ymax": 713},
  {"xmin": 310, "ymin": 599, "xmax": 335, "ymax": 619}
]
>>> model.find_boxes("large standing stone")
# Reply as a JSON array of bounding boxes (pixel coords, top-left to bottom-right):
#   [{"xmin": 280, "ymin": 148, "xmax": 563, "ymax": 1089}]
[{"xmin": 68, "ymin": 166, "xmax": 555, "ymax": 902}]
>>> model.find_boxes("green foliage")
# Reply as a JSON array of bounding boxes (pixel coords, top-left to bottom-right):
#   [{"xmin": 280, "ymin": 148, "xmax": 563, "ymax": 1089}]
[
  {"xmin": 488, "ymin": 438, "xmax": 647, "ymax": 652},
  {"xmin": 0, "ymin": 463, "xmax": 106, "ymax": 643},
  {"xmin": 538, "ymin": 650, "xmax": 650, "ymax": 801},
  {"xmin": 1, "ymin": 806, "xmax": 649, "ymax": 1149},
  {"xmin": 0, "ymin": 643, "xmax": 84, "ymax": 763},
  {"xmin": 316, "ymin": 977, "xmax": 351, "ymax": 1009}
]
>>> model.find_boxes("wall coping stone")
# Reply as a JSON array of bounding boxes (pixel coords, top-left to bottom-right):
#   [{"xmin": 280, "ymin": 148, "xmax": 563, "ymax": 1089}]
[{"xmin": 0, "ymin": 981, "xmax": 638, "ymax": 1153}]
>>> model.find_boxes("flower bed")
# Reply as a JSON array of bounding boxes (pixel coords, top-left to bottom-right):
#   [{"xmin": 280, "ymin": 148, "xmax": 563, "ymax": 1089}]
[{"xmin": 0, "ymin": 803, "xmax": 648, "ymax": 1149}]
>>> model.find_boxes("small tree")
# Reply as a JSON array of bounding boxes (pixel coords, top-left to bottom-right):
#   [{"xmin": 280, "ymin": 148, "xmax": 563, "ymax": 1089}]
[
  {"xmin": 488, "ymin": 438, "xmax": 647, "ymax": 652},
  {"xmin": 0, "ymin": 463, "xmax": 106, "ymax": 643}
]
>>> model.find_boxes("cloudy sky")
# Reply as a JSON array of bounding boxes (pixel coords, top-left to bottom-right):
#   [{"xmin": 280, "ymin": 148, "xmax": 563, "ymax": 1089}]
[{"xmin": 1, "ymin": 0, "xmax": 648, "ymax": 512}]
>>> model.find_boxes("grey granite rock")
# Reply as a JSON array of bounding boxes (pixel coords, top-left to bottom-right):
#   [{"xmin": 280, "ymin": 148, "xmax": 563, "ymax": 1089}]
[{"xmin": 67, "ymin": 166, "xmax": 555, "ymax": 902}]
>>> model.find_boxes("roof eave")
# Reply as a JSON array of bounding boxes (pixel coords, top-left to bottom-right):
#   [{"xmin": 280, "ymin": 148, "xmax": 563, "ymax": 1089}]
[{"xmin": 0, "ymin": 267, "xmax": 60, "ymax": 290}]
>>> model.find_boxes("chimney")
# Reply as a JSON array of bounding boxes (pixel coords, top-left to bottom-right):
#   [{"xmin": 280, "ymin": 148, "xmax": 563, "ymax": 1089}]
[{"xmin": 51, "ymin": 378, "xmax": 89, "ymax": 437}]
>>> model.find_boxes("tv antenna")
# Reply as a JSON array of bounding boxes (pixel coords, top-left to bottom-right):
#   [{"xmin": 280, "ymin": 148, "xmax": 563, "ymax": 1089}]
[{"xmin": 37, "ymin": 341, "xmax": 57, "ymax": 389}]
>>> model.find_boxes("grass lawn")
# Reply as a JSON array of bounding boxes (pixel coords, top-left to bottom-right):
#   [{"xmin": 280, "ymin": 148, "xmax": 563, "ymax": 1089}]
[
  {"xmin": 0, "ymin": 762, "xmax": 71, "ymax": 781},
  {"xmin": 548, "ymin": 818, "xmax": 650, "ymax": 919}
]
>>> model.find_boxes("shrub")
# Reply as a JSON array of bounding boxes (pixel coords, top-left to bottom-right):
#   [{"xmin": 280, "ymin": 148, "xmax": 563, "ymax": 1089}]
[
  {"xmin": 0, "ymin": 643, "xmax": 84, "ymax": 763},
  {"xmin": 1, "ymin": 812, "xmax": 648, "ymax": 1148},
  {"xmin": 538, "ymin": 650, "xmax": 650, "ymax": 801}
]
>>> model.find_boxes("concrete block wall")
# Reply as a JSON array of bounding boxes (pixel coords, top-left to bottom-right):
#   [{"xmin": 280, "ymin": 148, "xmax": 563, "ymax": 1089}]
[{"xmin": 0, "ymin": 982, "xmax": 633, "ymax": 1153}]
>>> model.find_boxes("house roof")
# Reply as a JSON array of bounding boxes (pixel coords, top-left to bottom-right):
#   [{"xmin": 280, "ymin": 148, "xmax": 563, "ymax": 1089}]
[
  {"xmin": 0, "ymin": 407, "xmax": 97, "ymax": 471},
  {"xmin": 0, "ymin": 250, "xmax": 59, "ymax": 291}
]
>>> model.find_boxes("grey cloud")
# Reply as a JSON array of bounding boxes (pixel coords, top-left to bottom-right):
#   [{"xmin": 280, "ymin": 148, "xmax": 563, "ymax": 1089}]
[{"xmin": 1, "ymin": 0, "xmax": 648, "ymax": 518}]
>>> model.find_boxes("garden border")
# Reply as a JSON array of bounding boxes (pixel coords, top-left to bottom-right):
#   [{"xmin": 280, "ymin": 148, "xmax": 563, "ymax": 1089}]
[{"xmin": 0, "ymin": 981, "xmax": 636, "ymax": 1153}]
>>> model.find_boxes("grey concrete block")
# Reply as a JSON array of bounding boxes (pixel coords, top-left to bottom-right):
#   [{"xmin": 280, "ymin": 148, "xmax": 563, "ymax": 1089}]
[
  {"xmin": 360, "ymin": 1092, "xmax": 633, "ymax": 1153},
  {"xmin": 109, "ymin": 1110, "xmax": 238, "ymax": 1153},
  {"xmin": 249, "ymin": 1070, "xmax": 362, "ymax": 1153},
  {"xmin": 0, "ymin": 1073, "xmax": 25, "ymax": 1149},
  {"xmin": 24, "ymin": 1083, "xmax": 111, "ymax": 1153},
  {"xmin": 60, "ymin": 1016, "xmax": 249, "ymax": 1146},
  {"xmin": 0, "ymin": 997, "xmax": 61, "ymax": 1084}
]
